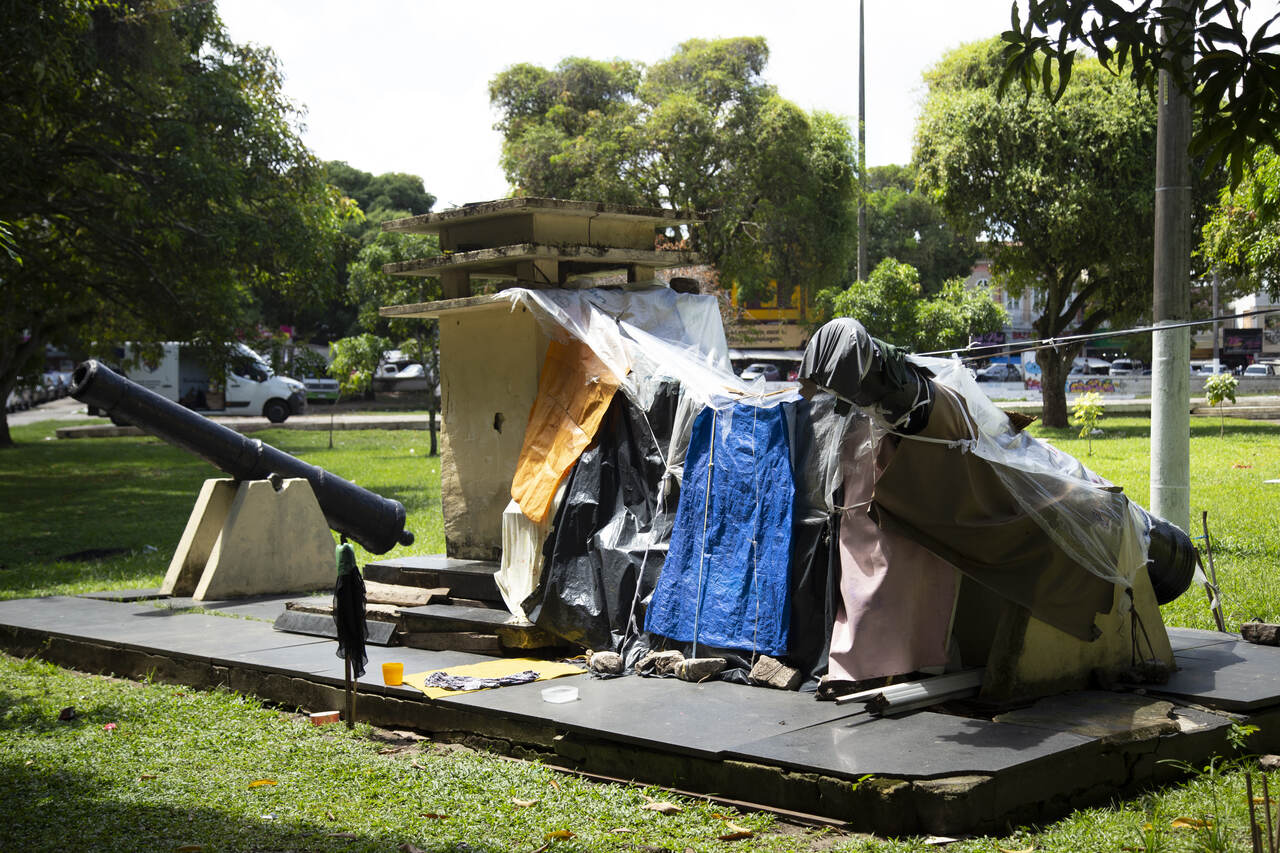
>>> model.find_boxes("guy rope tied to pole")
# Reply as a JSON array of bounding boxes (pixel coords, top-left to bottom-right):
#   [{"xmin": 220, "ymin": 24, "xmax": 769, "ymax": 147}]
[{"xmin": 333, "ymin": 536, "xmax": 368, "ymax": 729}]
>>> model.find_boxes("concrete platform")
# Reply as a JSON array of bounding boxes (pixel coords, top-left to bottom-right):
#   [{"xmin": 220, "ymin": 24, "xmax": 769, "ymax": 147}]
[{"xmin": 3, "ymin": 594, "xmax": 1280, "ymax": 835}]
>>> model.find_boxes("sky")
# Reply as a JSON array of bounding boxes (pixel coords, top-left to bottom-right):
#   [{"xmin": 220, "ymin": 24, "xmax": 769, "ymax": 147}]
[{"xmin": 217, "ymin": 0, "xmax": 1027, "ymax": 210}]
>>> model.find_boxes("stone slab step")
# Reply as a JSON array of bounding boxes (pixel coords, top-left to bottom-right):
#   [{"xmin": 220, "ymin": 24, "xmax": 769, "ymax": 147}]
[
  {"xmin": 363, "ymin": 555, "xmax": 502, "ymax": 603},
  {"xmin": 271, "ymin": 609, "xmax": 399, "ymax": 646},
  {"xmin": 399, "ymin": 630, "xmax": 502, "ymax": 654},
  {"xmin": 398, "ymin": 603, "xmax": 561, "ymax": 650},
  {"xmin": 363, "ymin": 581, "xmax": 448, "ymax": 608},
  {"xmin": 285, "ymin": 596, "xmax": 402, "ymax": 623}
]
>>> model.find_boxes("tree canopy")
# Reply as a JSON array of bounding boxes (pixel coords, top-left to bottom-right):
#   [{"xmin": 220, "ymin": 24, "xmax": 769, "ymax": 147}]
[
  {"xmin": 1000, "ymin": 0, "xmax": 1280, "ymax": 187},
  {"xmin": 0, "ymin": 0, "xmax": 348, "ymax": 446},
  {"xmin": 1201, "ymin": 147, "xmax": 1280, "ymax": 291},
  {"xmin": 915, "ymin": 37, "xmax": 1160, "ymax": 426},
  {"xmin": 817, "ymin": 259, "xmax": 1006, "ymax": 354},
  {"xmin": 863, "ymin": 164, "xmax": 980, "ymax": 295},
  {"xmin": 489, "ymin": 38, "xmax": 858, "ymax": 303}
]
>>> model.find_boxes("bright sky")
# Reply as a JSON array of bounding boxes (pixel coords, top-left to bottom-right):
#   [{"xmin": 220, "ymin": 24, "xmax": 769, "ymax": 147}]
[{"xmin": 217, "ymin": 0, "xmax": 1026, "ymax": 210}]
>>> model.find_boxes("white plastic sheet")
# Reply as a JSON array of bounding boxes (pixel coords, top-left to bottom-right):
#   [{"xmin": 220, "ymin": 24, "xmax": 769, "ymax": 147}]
[{"xmin": 908, "ymin": 355, "xmax": 1150, "ymax": 589}]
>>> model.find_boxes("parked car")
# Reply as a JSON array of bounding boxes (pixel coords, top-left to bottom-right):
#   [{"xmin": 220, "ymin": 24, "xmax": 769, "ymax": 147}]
[
  {"xmin": 1108, "ymin": 359, "xmax": 1144, "ymax": 376},
  {"xmin": 1070, "ymin": 357, "xmax": 1112, "ymax": 376},
  {"xmin": 1196, "ymin": 361, "xmax": 1231, "ymax": 375},
  {"xmin": 1244, "ymin": 363, "xmax": 1277, "ymax": 377},
  {"xmin": 739, "ymin": 363, "xmax": 782, "ymax": 382},
  {"xmin": 976, "ymin": 363, "xmax": 1023, "ymax": 382},
  {"xmin": 302, "ymin": 374, "xmax": 340, "ymax": 402}
]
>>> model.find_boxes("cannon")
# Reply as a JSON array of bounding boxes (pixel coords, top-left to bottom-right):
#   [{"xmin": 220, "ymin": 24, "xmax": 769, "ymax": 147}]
[{"xmin": 71, "ymin": 359, "xmax": 414, "ymax": 554}]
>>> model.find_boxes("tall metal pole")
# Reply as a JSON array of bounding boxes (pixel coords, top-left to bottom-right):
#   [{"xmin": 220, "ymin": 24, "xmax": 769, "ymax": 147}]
[
  {"xmin": 1212, "ymin": 272, "xmax": 1220, "ymax": 369},
  {"xmin": 856, "ymin": 0, "xmax": 868, "ymax": 281},
  {"xmin": 1150, "ymin": 0, "xmax": 1193, "ymax": 532}
]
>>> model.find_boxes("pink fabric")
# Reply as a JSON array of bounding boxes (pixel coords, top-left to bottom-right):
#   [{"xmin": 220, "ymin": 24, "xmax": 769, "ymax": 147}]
[{"xmin": 827, "ymin": 420, "xmax": 959, "ymax": 682}]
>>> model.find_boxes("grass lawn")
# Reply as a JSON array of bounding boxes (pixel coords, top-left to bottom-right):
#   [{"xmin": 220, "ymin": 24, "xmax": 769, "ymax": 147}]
[{"xmin": 0, "ymin": 413, "xmax": 1278, "ymax": 851}]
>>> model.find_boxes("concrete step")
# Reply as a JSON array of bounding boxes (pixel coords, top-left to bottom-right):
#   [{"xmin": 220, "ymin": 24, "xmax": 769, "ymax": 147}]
[
  {"xmin": 363, "ymin": 555, "xmax": 502, "ymax": 603},
  {"xmin": 398, "ymin": 602, "xmax": 562, "ymax": 651}
]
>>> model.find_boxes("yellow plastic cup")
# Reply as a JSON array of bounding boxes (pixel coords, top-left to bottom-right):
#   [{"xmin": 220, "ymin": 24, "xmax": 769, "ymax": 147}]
[{"xmin": 381, "ymin": 662, "xmax": 404, "ymax": 686}]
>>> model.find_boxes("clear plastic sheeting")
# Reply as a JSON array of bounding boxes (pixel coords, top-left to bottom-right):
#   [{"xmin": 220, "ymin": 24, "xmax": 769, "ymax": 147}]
[
  {"xmin": 504, "ymin": 285, "xmax": 779, "ymax": 411},
  {"xmin": 913, "ymin": 355, "xmax": 1150, "ymax": 590},
  {"xmin": 782, "ymin": 395, "xmax": 849, "ymax": 687}
]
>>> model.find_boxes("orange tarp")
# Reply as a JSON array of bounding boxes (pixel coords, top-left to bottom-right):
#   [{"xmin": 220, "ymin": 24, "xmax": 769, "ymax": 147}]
[{"xmin": 511, "ymin": 338, "xmax": 621, "ymax": 523}]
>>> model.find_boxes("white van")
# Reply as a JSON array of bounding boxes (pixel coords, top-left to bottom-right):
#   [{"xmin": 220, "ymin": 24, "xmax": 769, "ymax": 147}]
[{"xmin": 122, "ymin": 342, "xmax": 306, "ymax": 423}]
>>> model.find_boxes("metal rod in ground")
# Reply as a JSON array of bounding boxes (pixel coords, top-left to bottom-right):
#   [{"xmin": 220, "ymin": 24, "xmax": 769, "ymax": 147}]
[
  {"xmin": 1259, "ymin": 768, "xmax": 1269, "ymax": 850},
  {"xmin": 1249, "ymin": 773, "xmax": 1261, "ymax": 853},
  {"xmin": 1202, "ymin": 511, "xmax": 1227, "ymax": 632}
]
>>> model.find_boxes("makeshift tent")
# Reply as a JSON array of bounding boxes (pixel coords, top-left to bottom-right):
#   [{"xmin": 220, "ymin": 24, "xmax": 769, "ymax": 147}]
[{"xmin": 489, "ymin": 291, "xmax": 1188, "ymax": 696}]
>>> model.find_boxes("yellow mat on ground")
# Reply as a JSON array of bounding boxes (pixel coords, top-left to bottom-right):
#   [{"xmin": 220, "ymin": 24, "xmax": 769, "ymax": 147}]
[{"xmin": 403, "ymin": 657, "xmax": 585, "ymax": 700}]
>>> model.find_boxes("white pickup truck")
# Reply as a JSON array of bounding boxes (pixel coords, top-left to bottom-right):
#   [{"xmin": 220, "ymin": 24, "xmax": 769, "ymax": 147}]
[{"xmin": 119, "ymin": 342, "xmax": 306, "ymax": 423}]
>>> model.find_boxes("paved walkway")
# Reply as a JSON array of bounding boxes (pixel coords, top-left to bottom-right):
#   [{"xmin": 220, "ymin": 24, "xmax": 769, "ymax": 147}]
[{"xmin": 18, "ymin": 396, "xmax": 439, "ymax": 438}]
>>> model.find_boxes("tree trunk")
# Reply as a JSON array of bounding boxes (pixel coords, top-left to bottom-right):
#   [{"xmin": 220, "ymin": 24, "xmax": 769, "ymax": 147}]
[
  {"xmin": 1037, "ymin": 349, "xmax": 1075, "ymax": 428},
  {"xmin": 0, "ymin": 374, "xmax": 16, "ymax": 448}
]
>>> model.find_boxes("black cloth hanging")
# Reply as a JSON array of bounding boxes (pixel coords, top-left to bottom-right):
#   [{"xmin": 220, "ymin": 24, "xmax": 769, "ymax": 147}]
[
  {"xmin": 332, "ymin": 541, "xmax": 368, "ymax": 678},
  {"xmin": 523, "ymin": 382, "xmax": 681, "ymax": 668}
]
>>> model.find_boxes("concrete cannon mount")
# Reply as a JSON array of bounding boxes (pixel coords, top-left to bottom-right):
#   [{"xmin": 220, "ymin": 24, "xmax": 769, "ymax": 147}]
[{"xmin": 2, "ymin": 592, "xmax": 1279, "ymax": 836}]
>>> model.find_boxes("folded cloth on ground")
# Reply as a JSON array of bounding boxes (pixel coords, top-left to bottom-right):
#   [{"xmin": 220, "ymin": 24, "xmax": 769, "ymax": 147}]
[{"xmin": 423, "ymin": 670, "xmax": 539, "ymax": 691}]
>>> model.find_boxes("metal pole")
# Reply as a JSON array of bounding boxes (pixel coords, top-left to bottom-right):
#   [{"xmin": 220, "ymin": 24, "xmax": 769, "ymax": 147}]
[
  {"xmin": 1212, "ymin": 271, "xmax": 1220, "ymax": 370},
  {"xmin": 1150, "ymin": 0, "xmax": 1193, "ymax": 532},
  {"xmin": 856, "ymin": 0, "xmax": 868, "ymax": 281}
]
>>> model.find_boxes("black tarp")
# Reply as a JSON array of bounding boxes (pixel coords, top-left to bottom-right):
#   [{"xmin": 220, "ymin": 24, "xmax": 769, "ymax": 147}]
[{"xmin": 523, "ymin": 382, "xmax": 681, "ymax": 667}]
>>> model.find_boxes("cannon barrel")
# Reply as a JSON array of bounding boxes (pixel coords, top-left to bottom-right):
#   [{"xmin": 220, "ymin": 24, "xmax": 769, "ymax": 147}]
[{"xmin": 71, "ymin": 359, "xmax": 414, "ymax": 554}]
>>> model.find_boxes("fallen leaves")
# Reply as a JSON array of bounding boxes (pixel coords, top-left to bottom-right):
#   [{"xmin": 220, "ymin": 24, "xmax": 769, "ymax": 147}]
[
  {"xmin": 717, "ymin": 821, "xmax": 754, "ymax": 841},
  {"xmin": 544, "ymin": 829, "xmax": 575, "ymax": 840},
  {"xmin": 58, "ymin": 706, "xmax": 76, "ymax": 721},
  {"xmin": 248, "ymin": 779, "xmax": 276, "ymax": 788},
  {"xmin": 641, "ymin": 801, "xmax": 682, "ymax": 815},
  {"xmin": 511, "ymin": 798, "xmax": 538, "ymax": 808},
  {"xmin": 419, "ymin": 812, "xmax": 448, "ymax": 820},
  {"xmin": 139, "ymin": 774, "xmax": 157, "ymax": 780},
  {"xmin": 1170, "ymin": 816, "xmax": 1213, "ymax": 829},
  {"xmin": 398, "ymin": 844, "xmax": 426, "ymax": 853}
]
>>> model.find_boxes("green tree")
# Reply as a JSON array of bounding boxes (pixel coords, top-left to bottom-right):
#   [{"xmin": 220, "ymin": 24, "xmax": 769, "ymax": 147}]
[
  {"xmin": 0, "ymin": 0, "xmax": 347, "ymax": 447},
  {"xmin": 1203, "ymin": 372, "xmax": 1238, "ymax": 436},
  {"xmin": 328, "ymin": 333, "xmax": 391, "ymax": 401},
  {"xmin": 1072, "ymin": 391, "xmax": 1105, "ymax": 455},
  {"xmin": 325, "ymin": 162, "xmax": 437, "ymax": 241},
  {"xmin": 915, "ymin": 38, "xmax": 1158, "ymax": 427},
  {"xmin": 1202, "ymin": 147, "xmax": 1280, "ymax": 292},
  {"xmin": 490, "ymin": 38, "xmax": 858, "ymax": 306},
  {"xmin": 816, "ymin": 258, "xmax": 1006, "ymax": 353},
  {"xmin": 999, "ymin": 0, "xmax": 1280, "ymax": 187},
  {"xmin": 864, "ymin": 164, "xmax": 980, "ymax": 294},
  {"xmin": 913, "ymin": 278, "xmax": 1009, "ymax": 354}
]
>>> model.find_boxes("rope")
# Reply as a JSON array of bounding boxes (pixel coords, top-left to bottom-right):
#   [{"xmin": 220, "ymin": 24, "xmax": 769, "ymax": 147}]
[{"xmin": 915, "ymin": 305, "xmax": 1280, "ymax": 362}]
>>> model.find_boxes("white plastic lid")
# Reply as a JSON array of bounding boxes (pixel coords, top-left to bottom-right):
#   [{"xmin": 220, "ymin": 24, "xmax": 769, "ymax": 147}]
[{"xmin": 541, "ymin": 685, "xmax": 579, "ymax": 703}]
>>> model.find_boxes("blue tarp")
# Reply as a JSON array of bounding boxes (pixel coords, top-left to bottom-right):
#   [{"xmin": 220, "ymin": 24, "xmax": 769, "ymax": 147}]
[{"xmin": 645, "ymin": 402, "xmax": 795, "ymax": 656}]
